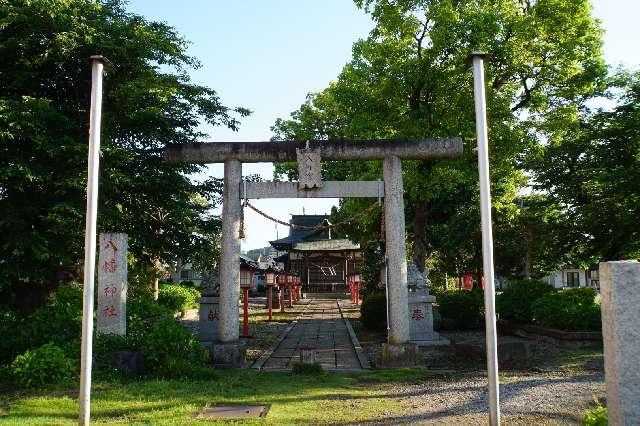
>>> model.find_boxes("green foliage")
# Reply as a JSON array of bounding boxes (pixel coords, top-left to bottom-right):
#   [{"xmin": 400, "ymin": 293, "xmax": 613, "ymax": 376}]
[
  {"xmin": 141, "ymin": 318, "xmax": 209, "ymax": 378},
  {"xmin": 179, "ymin": 280, "xmax": 196, "ymax": 288},
  {"xmin": 10, "ymin": 343, "xmax": 75, "ymax": 388},
  {"xmin": 157, "ymin": 283, "xmax": 201, "ymax": 313},
  {"xmin": 0, "ymin": 283, "xmax": 83, "ymax": 365},
  {"xmin": 360, "ymin": 291, "xmax": 387, "ymax": 331},
  {"xmin": 583, "ymin": 400, "xmax": 607, "ymax": 426},
  {"xmin": 291, "ymin": 362, "xmax": 324, "ymax": 375},
  {"xmin": 0, "ymin": 0, "xmax": 247, "ymax": 303},
  {"xmin": 496, "ymin": 279, "xmax": 556, "ymax": 323},
  {"xmin": 531, "ymin": 288, "xmax": 601, "ymax": 331},
  {"xmin": 532, "ymin": 71, "xmax": 640, "ymax": 262},
  {"xmin": 360, "ymin": 241, "xmax": 384, "ymax": 295},
  {"xmin": 560, "ymin": 287, "xmax": 599, "ymax": 306},
  {"xmin": 437, "ymin": 290, "xmax": 484, "ymax": 330},
  {"xmin": 126, "ymin": 295, "xmax": 173, "ymax": 348},
  {"xmin": 93, "ymin": 333, "xmax": 134, "ymax": 373},
  {"xmin": 273, "ymin": 0, "xmax": 605, "ymax": 277},
  {"xmin": 494, "ymin": 195, "xmax": 578, "ymax": 278}
]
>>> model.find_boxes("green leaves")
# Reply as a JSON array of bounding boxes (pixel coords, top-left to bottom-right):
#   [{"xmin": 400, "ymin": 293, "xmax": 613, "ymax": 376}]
[
  {"xmin": 1, "ymin": 0, "xmax": 245, "ymax": 301},
  {"xmin": 273, "ymin": 0, "xmax": 606, "ymax": 275},
  {"xmin": 532, "ymin": 71, "xmax": 640, "ymax": 262}
]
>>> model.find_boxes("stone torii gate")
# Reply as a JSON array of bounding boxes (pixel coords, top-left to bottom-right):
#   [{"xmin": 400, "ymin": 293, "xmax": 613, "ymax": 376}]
[{"xmin": 165, "ymin": 138, "xmax": 462, "ymax": 351}]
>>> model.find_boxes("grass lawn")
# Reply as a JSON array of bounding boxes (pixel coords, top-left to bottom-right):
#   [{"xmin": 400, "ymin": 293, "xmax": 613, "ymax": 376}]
[{"xmin": 0, "ymin": 369, "xmax": 428, "ymax": 425}]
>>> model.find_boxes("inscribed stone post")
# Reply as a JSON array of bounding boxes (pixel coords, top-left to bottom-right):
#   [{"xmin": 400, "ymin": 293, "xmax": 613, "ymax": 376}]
[
  {"xmin": 199, "ymin": 297, "xmax": 220, "ymax": 342},
  {"xmin": 97, "ymin": 233, "xmax": 128, "ymax": 335},
  {"xmin": 599, "ymin": 261, "xmax": 640, "ymax": 425}
]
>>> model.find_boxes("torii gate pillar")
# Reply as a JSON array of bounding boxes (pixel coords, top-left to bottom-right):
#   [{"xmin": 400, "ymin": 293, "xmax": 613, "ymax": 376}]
[
  {"xmin": 219, "ymin": 159, "xmax": 241, "ymax": 342},
  {"xmin": 383, "ymin": 156, "xmax": 410, "ymax": 344}
]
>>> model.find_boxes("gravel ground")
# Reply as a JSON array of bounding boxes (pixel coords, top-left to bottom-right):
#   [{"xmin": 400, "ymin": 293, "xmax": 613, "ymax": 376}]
[
  {"xmin": 347, "ymin": 311, "xmax": 605, "ymax": 425},
  {"xmin": 355, "ymin": 371, "xmax": 604, "ymax": 425}
]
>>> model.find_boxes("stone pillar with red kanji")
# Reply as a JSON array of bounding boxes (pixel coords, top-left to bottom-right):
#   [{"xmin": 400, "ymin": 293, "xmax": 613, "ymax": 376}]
[
  {"xmin": 97, "ymin": 233, "xmax": 128, "ymax": 335},
  {"xmin": 407, "ymin": 262, "xmax": 448, "ymax": 345},
  {"xmin": 199, "ymin": 297, "xmax": 220, "ymax": 342}
]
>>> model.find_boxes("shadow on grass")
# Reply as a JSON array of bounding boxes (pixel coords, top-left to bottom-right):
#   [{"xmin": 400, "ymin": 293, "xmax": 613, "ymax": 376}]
[{"xmin": 1, "ymin": 369, "xmax": 415, "ymax": 424}]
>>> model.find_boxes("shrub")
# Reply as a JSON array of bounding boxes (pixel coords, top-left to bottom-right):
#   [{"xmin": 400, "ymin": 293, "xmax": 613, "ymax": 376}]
[
  {"xmin": 292, "ymin": 362, "xmax": 324, "ymax": 375},
  {"xmin": 437, "ymin": 289, "xmax": 484, "ymax": 330},
  {"xmin": 496, "ymin": 279, "xmax": 555, "ymax": 323},
  {"xmin": 560, "ymin": 287, "xmax": 598, "ymax": 305},
  {"xmin": 180, "ymin": 280, "xmax": 196, "ymax": 288},
  {"xmin": 141, "ymin": 318, "xmax": 209, "ymax": 378},
  {"xmin": 158, "ymin": 284, "xmax": 201, "ymax": 313},
  {"xmin": 11, "ymin": 343, "xmax": 75, "ymax": 388},
  {"xmin": 531, "ymin": 288, "xmax": 601, "ymax": 331},
  {"xmin": 583, "ymin": 399, "xmax": 607, "ymax": 426},
  {"xmin": 0, "ymin": 283, "xmax": 84, "ymax": 365},
  {"xmin": 127, "ymin": 295, "xmax": 173, "ymax": 347},
  {"xmin": 360, "ymin": 291, "xmax": 387, "ymax": 331}
]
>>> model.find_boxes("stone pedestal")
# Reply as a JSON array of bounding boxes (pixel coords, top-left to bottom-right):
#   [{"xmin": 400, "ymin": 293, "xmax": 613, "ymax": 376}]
[
  {"xmin": 600, "ymin": 261, "xmax": 640, "ymax": 425},
  {"xmin": 408, "ymin": 291, "xmax": 449, "ymax": 345},
  {"xmin": 212, "ymin": 343, "xmax": 245, "ymax": 368},
  {"xmin": 199, "ymin": 297, "xmax": 220, "ymax": 342},
  {"xmin": 97, "ymin": 233, "xmax": 128, "ymax": 335},
  {"xmin": 380, "ymin": 343, "xmax": 418, "ymax": 367}
]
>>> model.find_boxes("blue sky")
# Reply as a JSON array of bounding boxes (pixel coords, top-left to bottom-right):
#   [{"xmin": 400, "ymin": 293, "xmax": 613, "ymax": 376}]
[{"xmin": 127, "ymin": 0, "xmax": 639, "ymax": 251}]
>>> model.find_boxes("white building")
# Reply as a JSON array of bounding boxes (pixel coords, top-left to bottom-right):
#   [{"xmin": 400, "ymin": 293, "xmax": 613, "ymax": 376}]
[{"xmin": 544, "ymin": 267, "xmax": 600, "ymax": 290}]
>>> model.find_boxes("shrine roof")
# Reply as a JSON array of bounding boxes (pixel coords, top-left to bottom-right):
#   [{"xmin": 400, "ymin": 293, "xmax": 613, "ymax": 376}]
[
  {"xmin": 291, "ymin": 239, "xmax": 360, "ymax": 252},
  {"xmin": 239, "ymin": 254, "xmax": 259, "ymax": 269},
  {"xmin": 269, "ymin": 215, "xmax": 331, "ymax": 249}
]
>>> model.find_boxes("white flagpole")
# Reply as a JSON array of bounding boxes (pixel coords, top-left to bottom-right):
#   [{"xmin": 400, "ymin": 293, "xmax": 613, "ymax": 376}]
[
  {"xmin": 79, "ymin": 55, "xmax": 106, "ymax": 426},
  {"xmin": 469, "ymin": 51, "xmax": 501, "ymax": 426}
]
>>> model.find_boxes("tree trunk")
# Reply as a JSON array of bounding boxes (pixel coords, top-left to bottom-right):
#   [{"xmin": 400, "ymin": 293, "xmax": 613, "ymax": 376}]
[
  {"xmin": 153, "ymin": 278, "xmax": 159, "ymax": 301},
  {"xmin": 523, "ymin": 238, "xmax": 532, "ymax": 280},
  {"xmin": 412, "ymin": 200, "xmax": 428, "ymax": 272}
]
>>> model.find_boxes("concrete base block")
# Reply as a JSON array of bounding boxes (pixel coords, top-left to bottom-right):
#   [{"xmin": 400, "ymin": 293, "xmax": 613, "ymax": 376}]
[
  {"xmin": 109, "ymin": 351, "xmax": 144, "ymax": 375},
  {"xmin": 413, "ymin": 337, "xmax": 450, "ymax": 347},
  {"xmin": 212, "ymin": 343, "xmax": 245, "ymax": 368},
  {"xmin": 380, "ymin": 343, "xmax": 419, "ymax": 367}
]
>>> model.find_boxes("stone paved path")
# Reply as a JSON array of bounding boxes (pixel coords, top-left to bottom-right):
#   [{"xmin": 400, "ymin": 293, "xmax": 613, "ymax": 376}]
[{"xmin": 258, "ymin": 298, "xmax": 367, "ymax": 371}]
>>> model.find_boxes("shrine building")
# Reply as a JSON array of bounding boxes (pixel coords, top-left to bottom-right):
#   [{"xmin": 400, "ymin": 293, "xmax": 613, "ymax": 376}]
[{"xmin": 269, "ymin": 214, "xmax": 362, "ymax": 294}]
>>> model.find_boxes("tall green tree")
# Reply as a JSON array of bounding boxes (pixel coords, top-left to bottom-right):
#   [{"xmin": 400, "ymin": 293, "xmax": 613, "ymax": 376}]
[
  {"xmin": 273, "ymin": 0, "xmax": 604, "ymax": 275},
  {"xmin": 531, "ymin": 71, "xmax": 640, "ymax": 262},
  {"xmin": 0, "ymin": 0, "xmax": 248, "ymax": 308}
]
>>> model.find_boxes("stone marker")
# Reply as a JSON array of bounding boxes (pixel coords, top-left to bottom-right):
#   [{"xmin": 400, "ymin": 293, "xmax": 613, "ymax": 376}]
[
  {"xmin": 599, "ymin": 260, "xmax": 640, "ymax": 425},
  {"xmin": 199, "ymin": 296, "xmax": 220, "ymax": 342},
  {"xmin": 97, "ymin": 233, "xmax": 127, "ymax": 335},
  {"xmin": 407, "ymin": 263, "xmax": 449, "ymax": 345}
]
